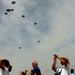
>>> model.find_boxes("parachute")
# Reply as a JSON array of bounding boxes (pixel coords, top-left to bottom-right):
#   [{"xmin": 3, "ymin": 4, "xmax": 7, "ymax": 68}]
[
  {"xmin": 19, "ymin": 47, "xmax": 21, "ymax": 49},
  {"xmin": 38, "ymin": 41, "xmax": 40, "ymax": 43},
  {"xmin": 4, "ymin": 12, "xmax": 8, "ymax": 15},
  {"xmin": 22, "ymin": 15, "xmax": 25, "ymax": 18},
  {"xmin": 11, "ymin": 1, "xmax": 16, "ymax": 4},
  {"xmin": 34, "ymin": 22, "xmax": 37, "ymax": 25},
  {"xmin": 11, "ymin": 9, "xmax": 14, "ymax": 11},
  {"xmin": 6, "ymin": 9, "xmax": 11, "ymax": 12}
]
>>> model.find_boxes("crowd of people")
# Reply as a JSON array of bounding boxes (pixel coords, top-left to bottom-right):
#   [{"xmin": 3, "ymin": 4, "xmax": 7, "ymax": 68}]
[
  {"xmin": 1, "ymin": 55, "xmax": 75, "ymax": 75},
  {"xmin": 19, "ymin": 61, "xmax": 41, "ymax": 75},
  {"xmin": 0, "ymin": 59, "xmax": 41, "ymax": 75}
]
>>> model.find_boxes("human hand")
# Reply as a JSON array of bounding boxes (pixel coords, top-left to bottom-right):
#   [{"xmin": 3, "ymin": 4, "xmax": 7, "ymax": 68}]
[{"xmin": 53, "ymin": 56, "xmax": 57, "ymax": 62}]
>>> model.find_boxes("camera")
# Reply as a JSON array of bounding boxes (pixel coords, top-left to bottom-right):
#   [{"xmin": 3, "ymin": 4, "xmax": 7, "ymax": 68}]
[{"xmin": 54, "ymin": 54, "xmax": 57, "ymax": 57}]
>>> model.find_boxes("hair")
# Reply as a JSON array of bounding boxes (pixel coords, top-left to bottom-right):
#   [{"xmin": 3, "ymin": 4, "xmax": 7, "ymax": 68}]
[
  {"xmin": 2, "ymin": 59, "xmax": 9, "ymax": 68},
  {"xmin": 20, "ymin": 71, "xmax": 25, "ymax": 75},
  {"xmin": 25, "ymin": 70, "xmax": 28, "ymax": 73},
  {"xmin": 71, "ymin": 69, "xmax": 74, "ymax": 73},
  {"xmin": 8, "ymin": 65, "xmax": 12, "ymax": 72},
  {"xmin": 30, "ymin": 70, "xmax": 33, "ymax": 75}
]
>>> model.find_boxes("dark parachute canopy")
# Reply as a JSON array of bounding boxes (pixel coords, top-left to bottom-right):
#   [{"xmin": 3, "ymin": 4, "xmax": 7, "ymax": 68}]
[
  {"xmin": 22, "ymin": 15, "xmax": 25, "ymax": 18},
  {"xmin": 19, "ymin": 47, "xmax": 21, "ymax": 49},
  {"xmin": 11, "ymin": 9, "xmax": 14, "ymax": 11},
  {"xmin": 4, "ymin": 12, "xmax": 8, "ymax": 15},
  {"xmin": 11, "ymin": 1, "xmax": 16, "ymax": 4},
  {"xmin": 34, "ymin": 22, "xmax": 37, "ymax": 25},
  {"xmin": 38, "ymin": 41, "xmax": 40, "ymax": 43},
  {"xmin": 6, "ymin": 9, "xmax": 11, "ymax": 12}
]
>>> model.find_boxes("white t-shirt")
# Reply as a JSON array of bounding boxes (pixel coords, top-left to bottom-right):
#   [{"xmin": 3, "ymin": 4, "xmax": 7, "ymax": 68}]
[
  {"xmin": 0, "ymin": 69, "xmax": 2, "ymax": 75},
  {"xmin": 2, "ymin": 67, "xmax": 9, "ymax": 75},
  {"xmin": 56, "ymin": 65, "xmax": 70, "ymax": 75}
]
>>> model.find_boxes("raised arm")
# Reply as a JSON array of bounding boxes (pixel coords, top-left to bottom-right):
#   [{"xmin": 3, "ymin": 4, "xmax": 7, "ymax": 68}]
[
  {"xmin": 52, "ymin": 56, "xmax": 57, "ymax": 72},
  {"xmin": 56, "ymin": 55, "xmax": 67, "ymax": 67}
]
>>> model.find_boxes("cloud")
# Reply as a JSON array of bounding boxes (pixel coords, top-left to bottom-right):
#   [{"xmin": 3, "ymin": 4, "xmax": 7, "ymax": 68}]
[{"xmin": 1, "ymin": 0, "xmax": 75, "ymax": 75}]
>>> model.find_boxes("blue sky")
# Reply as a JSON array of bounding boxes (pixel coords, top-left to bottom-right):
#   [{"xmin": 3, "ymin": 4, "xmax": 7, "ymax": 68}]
[{"xmin": 0, "ymin": 0, "xmax": 75, "ymax": 75}]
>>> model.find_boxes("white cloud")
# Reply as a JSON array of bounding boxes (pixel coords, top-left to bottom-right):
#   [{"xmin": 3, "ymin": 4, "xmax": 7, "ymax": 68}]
[{"xmin": 1, "ymin": 0, "xmax": 75, "ymax": 75}]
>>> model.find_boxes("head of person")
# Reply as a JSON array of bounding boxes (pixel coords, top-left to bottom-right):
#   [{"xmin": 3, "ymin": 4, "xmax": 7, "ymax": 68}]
[
  {"xmin": 30, "ymin": 70, "xmax": 33, "ymax": 75},
  {"xmin": 2, "ymin": 59, "xmax": 12, "ymax": 72},
  {"xmin": 32, "ymin": 61, "xmax": 38, "ymax": 68},
  {"xmin": 71, "ymin": 69, "xmax": 74, "ymax": 74},
  {"xmin": 25, "ymin": 70, "xmax": 28, "ymax": 74},
  {"xmin": 60, "ymin": 57, "xmax": 70, "ymax": 66},
  {"xmin": 19, "ymin": 71, "xmax": 25, "ymax": 75},
  {"xmin": 2, "ymin": 59, "xmax": 9, "ymax": 68}
]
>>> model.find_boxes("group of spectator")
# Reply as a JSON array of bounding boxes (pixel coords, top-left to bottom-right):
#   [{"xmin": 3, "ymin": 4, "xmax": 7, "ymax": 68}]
[
  {"xmin": 0, "ymin": 59, "xmax": 41, "ymax": 75},
  {"xmin": 19, "ymin": 61, "xmax": 41, "ymax": 75},
  {"xmin": 1, "ymin": 54, "xmax": 75, "ymax": 75}
]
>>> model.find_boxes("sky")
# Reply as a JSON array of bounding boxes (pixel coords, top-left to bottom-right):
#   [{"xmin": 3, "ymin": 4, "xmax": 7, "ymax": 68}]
[{"xmin": 0, "ymin": 0, "xmax": 75, "ymax": 75}]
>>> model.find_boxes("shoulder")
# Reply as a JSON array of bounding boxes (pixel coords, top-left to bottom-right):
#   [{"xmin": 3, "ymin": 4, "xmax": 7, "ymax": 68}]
[{"xmin": 33, "ymin": 67, "xmax": 41, "ymax": 72}]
